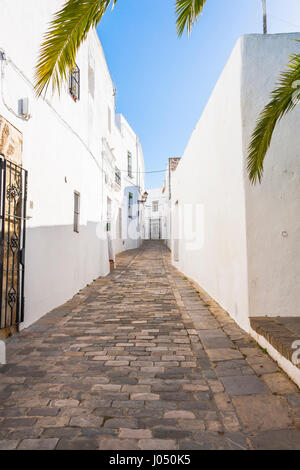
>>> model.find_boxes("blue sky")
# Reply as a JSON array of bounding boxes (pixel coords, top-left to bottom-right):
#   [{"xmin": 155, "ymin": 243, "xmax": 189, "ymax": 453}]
[{"xmin": 97, "ymin": 0, "xmax": 300, "ymax": 189}]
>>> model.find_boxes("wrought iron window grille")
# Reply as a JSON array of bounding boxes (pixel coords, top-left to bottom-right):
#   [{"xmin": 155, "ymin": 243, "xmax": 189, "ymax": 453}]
[
  {"xmin": 69, "ymin": 64, "xmax": 80, "ymax": 102},
  {"xmin": 74, "ymin": 191, "xmax": 80, "ymax": 233},
  {"xmin": 115, "ymin": 167, "xmax": 121, "ymax": 186}
]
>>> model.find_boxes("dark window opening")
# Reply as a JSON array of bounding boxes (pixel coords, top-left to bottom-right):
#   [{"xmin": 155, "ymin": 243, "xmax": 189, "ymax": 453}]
[{"xmin": 128, "ymin": 192, "xmax": 133, "ymax": 218}]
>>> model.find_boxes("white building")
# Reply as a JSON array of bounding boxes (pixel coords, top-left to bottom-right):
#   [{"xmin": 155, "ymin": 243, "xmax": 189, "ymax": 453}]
[
  {"xmin": 171, "ymin": 33, "xmax": 300, "ymax": 384},
  {"xmin": 114, "ymin": 114, "xmax": 145, "ymax": 253},
  {"xmin": 0, "ymin": 0, "xmax": 145, "ymax": 333},
  {"xmin": 144, "ymin": 188, "xmax": 167, "ymax": 240}
]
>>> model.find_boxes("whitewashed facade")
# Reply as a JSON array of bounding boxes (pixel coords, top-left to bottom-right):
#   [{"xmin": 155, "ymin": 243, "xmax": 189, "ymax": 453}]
[
  {"xmin": 0, "ymin": 0, "xmax": 145, "ymax": 330},
  {"xmin": 170, "ymin": 34, "xmax": 300, "ymax": 380},
  {"xmin": 144, "ymin": 188, "xmax": 167, "ymax": 240}
]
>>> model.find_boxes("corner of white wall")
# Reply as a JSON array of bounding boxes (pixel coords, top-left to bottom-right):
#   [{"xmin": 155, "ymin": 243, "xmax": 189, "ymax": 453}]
[{"xmin": 0, "ymin": 340, "xmax": 6, "ymax": 365}]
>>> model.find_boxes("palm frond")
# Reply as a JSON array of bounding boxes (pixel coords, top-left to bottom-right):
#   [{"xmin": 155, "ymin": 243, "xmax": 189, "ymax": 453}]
[
  {"xmin": 247, "ymin": 51, "xmax": 300, "ymax": 184},
  {"xmin": 34, "ymin": 0, "xmax": 117, "ymax": 96},
  {"xmin": 176, "ymin": 0, "xmax": 207, "ymax": 37}
]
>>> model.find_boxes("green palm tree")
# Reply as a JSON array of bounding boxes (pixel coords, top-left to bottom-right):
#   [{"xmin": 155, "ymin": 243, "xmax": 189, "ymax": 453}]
[
  {"xmin": 35, "ymin": 0, "xmax": 300, "ymax": 184},
  {"xmin": 34, "ymin": 0, "xmax": 208, "ymax": 96}
]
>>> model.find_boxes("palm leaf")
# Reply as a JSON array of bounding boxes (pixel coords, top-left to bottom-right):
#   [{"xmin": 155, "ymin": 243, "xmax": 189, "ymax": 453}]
[
  {"xmin": 176, "ymin": 0, "xmax": 207, "ymax": 37},
  {"xmin": 247, "ymin": 51, "xmax": 300, "ymax": 184},
  {"xmin": 34, "ymin": 0, "xmax": 117, "ymax": 96}
]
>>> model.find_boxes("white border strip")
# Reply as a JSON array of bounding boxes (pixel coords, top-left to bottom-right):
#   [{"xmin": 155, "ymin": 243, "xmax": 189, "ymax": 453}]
[{"xmin": 249, "ymin": 327, "xmax": 300, "ymax": 388}]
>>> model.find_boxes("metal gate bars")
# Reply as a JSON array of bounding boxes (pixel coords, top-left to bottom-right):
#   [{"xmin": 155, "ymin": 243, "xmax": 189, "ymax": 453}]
[{"xmin": 0, "ymin": 156, "xmax": 27, "ymax": 329}]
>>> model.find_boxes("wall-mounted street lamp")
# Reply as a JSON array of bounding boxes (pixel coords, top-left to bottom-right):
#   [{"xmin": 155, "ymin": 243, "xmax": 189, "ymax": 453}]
[
  {"xmin": 262, "ymin": 0, "xmax": 267, "ymax": 34},
  {"xmin": 138, "ymin": 191, "xmax": 149, "ymax": 204}
]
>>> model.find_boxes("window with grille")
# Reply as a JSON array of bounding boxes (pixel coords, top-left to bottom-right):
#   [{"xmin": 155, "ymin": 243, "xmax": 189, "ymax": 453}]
[
  {"xmin": 69, "ymin": 64, "xmax": 80, "ymax": 102},
  {"xmin": 128, "ymin": 192, "xmax": 133, "ymax": 219},
  {"xmin": 115, "ymin": 167, "xmax": 121, "ymax": 187},
  {"xmin": 128, "ymin": 152, "xmax": 132, "ymax": 178},
  {"xmin": 74, "ymin": 191, "xmax": 80, "ymax": 233}
]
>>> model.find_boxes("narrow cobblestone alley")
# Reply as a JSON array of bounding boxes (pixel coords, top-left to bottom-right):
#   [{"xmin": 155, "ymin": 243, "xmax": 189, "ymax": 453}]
[{"xmin": 0, "ymin": 241, "xmax": 299, "ymax": 450}]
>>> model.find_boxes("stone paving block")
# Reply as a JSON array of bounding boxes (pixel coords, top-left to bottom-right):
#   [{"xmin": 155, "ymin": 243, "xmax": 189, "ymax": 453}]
[
  {"xmin": 2, "ymin": 418, "xmax": 37, "ymax": 428},
  {"xmin": 139, "ymin": 438, "xmax": 177, "ymax": 450},
  {"xmin": 6, "ymin": 428, "xmax": 43, "ymax": 440},
  {"xmin": 206, "ymin": 421, "xmax": 222, "ymax": 432},
  {"xmin": 104, "ymin": 418, "xmax": 139, "ymax": 429},
  {"xmin": 214, "ymin": 393, "xmax": 234, "ymax": 411},
  {"xmin": 52, "ymin": 399, "xmax": 79, "ymax": 408},
  {"xmin": 42, "ymin": 427, "xmax": 80, "ymax": 439},
  {"xmin": 131, "ymin": 393, "xmax": 159, "ymax": 401},
  {"xmin": 262, "ymin": 373, "xmax": 298, "ymax": 394},
  {"xmin": 36, "ymin": 416, "xmax": 70, "ymax": 428},
  {"xmin": 18, "ymin": 439, "xmax": 58, "ymax": 450},
  {"xmin": 28, "ymin": 408, "xmax": 60, "ymax": 417},
  {"xmin": 152, "ymin": 427, "xmax": 192, "ymax": 440},
  {"xmin": 119, "ymin": 428, "xmax": 152, "ymax": 439},
  {"xmin": 56, "ymin": 439, "xmax": 99, "ymax": 450},
  {"xmin": 286, "ymin": 394, "xmax": 300, "ymax": 409},
  {"xmin": 246, "ymin": 356, "xmax": 280, "ymax": 374},
  {"xmin": 250, "ymin": 429, "xmax": 300, "ymax": 450},
  {"xmin": 232, "ymin": 395, "xmax": 293, "ymax": 431},
  {"xmin": 69, "ymin": 416, "xmax": 104, "ymax": 427},
  {"xmin": 0, "ymin": 440, "xmax": 19, "ymax": 450},
  {"xmin": 99, "ymin": 438, "xmax": 139, "ymax": 450},
  {"xmin": 221, "ymin": 375, "xmax": 268, "ymax": 396},
  {"xmin": 164, "ymin": 410, "xmax": 195, "ymax": 419},
  {"xmin": 206, "ymin": 348, "xmax": 243, "ymax": 362}
]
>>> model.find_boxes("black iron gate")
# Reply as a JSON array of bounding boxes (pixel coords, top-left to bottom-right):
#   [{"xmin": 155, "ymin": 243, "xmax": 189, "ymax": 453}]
[{"xmin": 0, "ymin": 156, "xmax": 27, "ymax": 329}]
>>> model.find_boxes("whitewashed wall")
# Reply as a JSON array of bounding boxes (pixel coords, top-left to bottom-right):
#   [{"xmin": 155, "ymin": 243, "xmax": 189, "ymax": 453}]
[
  {"xmin": 241, "ymin": 34, "xmax": 300, "ymax": 320},
  {"xmin": 0, "ymin": 0, "xmax": 145, "ymax": 328},
  {"xmin": 172, "ymin": 33, "xmax": 300, "ymax": 331}
]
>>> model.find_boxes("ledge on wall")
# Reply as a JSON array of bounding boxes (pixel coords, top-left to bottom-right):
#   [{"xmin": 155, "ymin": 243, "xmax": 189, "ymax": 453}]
[{"xmin": 250, "ymin": 317, "xmax": 300, "ymax": 369}]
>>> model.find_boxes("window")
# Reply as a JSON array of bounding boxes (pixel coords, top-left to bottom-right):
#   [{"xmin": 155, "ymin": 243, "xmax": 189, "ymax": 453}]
[
  {"xmin": 128, "ymin": 192, "xmax": 133, "ymax": 218},
  {"xmin": 153, "ymin": 201, "xmax": 159, "ymax": 213},
  {"xmin": 115, "ymin": 167, "xmax": 121, "ymax": 187},
  {"xmin": 108, "ymin": 106, "xmax": 112, "ymax": 133},
  {"xmin": 74, "ymin": 191, "xmax": 80, "ymax": 233},
  {"xmin": 128, "ymin": 152, "xmax": 132, "ymax": 178},
  {"xmin": 69, "ymin": 64, "xmax": 80, "ymax": 102}
]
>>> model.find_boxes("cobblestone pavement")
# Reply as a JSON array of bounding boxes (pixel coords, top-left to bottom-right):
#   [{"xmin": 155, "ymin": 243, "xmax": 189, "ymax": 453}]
[{"xmin": 0, "ymin": 241, "xmax": 299, "ymax": 450}]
